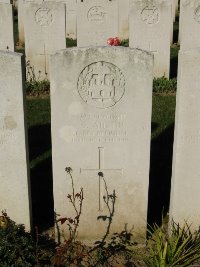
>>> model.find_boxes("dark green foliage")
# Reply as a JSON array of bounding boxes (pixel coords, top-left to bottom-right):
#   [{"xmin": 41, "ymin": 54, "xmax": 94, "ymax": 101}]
[
  {"xmin": 120, "ymin": 39, "xmax": 129, "ymax": 47},
  {"xmin": 153, "ymin": 77, "xmax": 177, "ymax": 94},
  {"xmin": 0, "ymin": 213, "xmax": 55, "ymax": 266},
  {"xmin": 66, "ymin": 38, "xmax": 77, "ymax": 47},
  {"xmin": 25, "ymin": 80, "xmax": 50, "ymax": 97},
  {"xmin": 0, "ymin": 213, "xmax": 37, "ymax": 266}
]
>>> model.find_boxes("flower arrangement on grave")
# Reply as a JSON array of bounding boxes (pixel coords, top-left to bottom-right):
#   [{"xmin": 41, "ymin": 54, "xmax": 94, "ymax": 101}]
[{"xmin": 107, "ymin": 37, "xmax": 120, "ymax": 46}]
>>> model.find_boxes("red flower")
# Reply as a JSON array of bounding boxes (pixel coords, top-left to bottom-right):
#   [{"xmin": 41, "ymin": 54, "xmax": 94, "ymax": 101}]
[
  {"xmin": 107, "ymin": 37, "xmax": 120, "ymax": 46},
  {"xmin": 107, "ymin": 37, "xmax": 114, "ymax": 46},
  {"xmin": 113, "ymin": 37, "xmax": 120, "ymax": 46}
]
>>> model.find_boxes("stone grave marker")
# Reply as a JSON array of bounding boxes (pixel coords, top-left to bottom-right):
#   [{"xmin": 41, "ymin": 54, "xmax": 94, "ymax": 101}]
[
  {"xmin": 77, "ymin": 0, "xmax": 118, "ymax": 47},
  {"xmin": 66, "ymin": 0, "xmax": 77, "ymax": 39},
  {"xmin": 0, "ymin": 51, "xmax": 31, "ymax": 230},
  {"xmin": 18, "ymin": 0, "xmax": 25, "ymax": 44},
  {"xmin": 179, "ymin": 0, "xmax": 200, "ymax": 50},
  {"xmin": 118, "ymin": 0, "xmax": 129, "ymax": 40},
  {"xmin": 18, "ymin": 0, "xmax": 77, "ymax": 44},
  {"xmin": 24, "ymin": 1, "xmax": 66, "ymax": 80},
  {"xmin": 129, "ymin": 0, "xmax": 172, "ymax": 78},
  {"xmin": 170, "ymin": 49, "xmax": 200, "ymax": 230},
  {"xmin": 0, "ymin": 3, "xmax": 14, "ymax": 51},
  {"xmin": 50, "ymin": 46, "xmax": 153, "ymax": 241}
]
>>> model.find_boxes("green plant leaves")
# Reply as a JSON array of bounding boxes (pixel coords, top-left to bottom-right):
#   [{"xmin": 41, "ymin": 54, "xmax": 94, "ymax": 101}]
[{"xmin": 145, "ymin": 221, "xmax": 200, "ymax": 267}]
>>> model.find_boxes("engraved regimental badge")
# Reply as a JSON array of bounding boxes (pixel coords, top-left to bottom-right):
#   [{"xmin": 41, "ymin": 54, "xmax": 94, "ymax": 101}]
[
  {"xmin": 141, "ymin": 5, "xmax": 160, "ymax": 25},
  {"xmin": 35, "ymin": 8, "xmax": 53, "ymax": 26},
  {"xmin": 87, "ymin": 6, "xmax": 106, "ymax": 23},
  {"xmin": 77, "ymin": 61, "xmax": 125, "ymax": 109}
]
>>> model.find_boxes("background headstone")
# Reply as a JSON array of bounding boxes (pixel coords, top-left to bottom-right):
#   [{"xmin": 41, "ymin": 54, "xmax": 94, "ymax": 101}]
[
  {"xmin": 18, "ymin": 0, "xmax": 77, "ymax": 45},
  {"xmin": 77, "ymin": 0, "xmax": 118, "ymax": 47},
  {"xmin": 170, "ymin": 49, "xmax": 200, "ymax": 230},
  {"xmin": 0, "ymin": 3, "xmax": 14, "ymax": 51},
  {"xmin": 50, "ymin": 46, "xmax": 153, "ymax": 241},
  {"xmin": 118, "ymin": 0, "xmax": 129, "ymax": 40},
  {"xmin": 18, "ymin": 0, "xmax": 25, "ymax": 44},
  {"xmin": 129, "ymin": 0, "xmax": 172, "ymax": 78},
  {"xmin": 0, "ymin": 51, "xmax": 31, "ymax": 230},
  {"xmin": 65, "ymin": 0, "xmax": 77, "ymax": 39},
  {"xmin": 179, "ymin": 0, "xmax": 200, "ymax": 50},
  {"xmin": 24, "ymin": 1, "xmax": 66, "ymax": 80}
]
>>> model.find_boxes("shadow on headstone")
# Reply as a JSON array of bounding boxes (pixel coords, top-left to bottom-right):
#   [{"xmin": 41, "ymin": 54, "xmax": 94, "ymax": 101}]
[
  {"xmin": 147, "ymin": 123, "xmax": 175, "ymax": 226},
  {"xmin": 28, "ymin": 124, "xmax": 54, "ymax": 232}
]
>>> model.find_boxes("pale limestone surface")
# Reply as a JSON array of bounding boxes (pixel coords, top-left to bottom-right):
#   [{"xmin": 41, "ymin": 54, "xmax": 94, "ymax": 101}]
[
  {"xmin": 24, "ymin": 1, "xmax": 66, "ymax": 80},
  {"xmin": 118, "ymin": 0, "xmax": 129, "ymax": 40},
  {"xmin": 65, "ymin": 0, "xmax": 77, "ymax": 39},
  {"xmin": 50, "ymin": 46, "xmax": 153, "ymax": 242},
  {"xmin": 18, "ymin": 0, "xmax": 25, "ymax": 44},
  {"xmin": 77, "ymin": 0, "xmax": 118, "ymax": 47},
  {"xmin": 0, "ymin": 51, "xmax": 31, "ymax": 230},
  {"xmin": 0, "ymin": 3, "xmax": 14, "ymax": 51},
  {"xmin": 0, "ymin": 0, "xmax": 10, "ymax": 3},
  {"xmin": 129, "ymin": 0, "xmax": 172, "ymax": 78},
  {"xmin": 18, "ymin": 0, "xmax": 76, "ymax": 44},
  {"xmin": 179, "ymin": 0, "xmax": 200, "ymax": 50},
  {"xmin": 170, "ymin": 49, "xmax": 200, "ymax": 230}
]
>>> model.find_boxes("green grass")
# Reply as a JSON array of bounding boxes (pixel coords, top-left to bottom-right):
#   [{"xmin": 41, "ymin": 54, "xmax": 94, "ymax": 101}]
[{"xmin": 152, "ymin": 95, "xmax": 176, "ymax": 140}]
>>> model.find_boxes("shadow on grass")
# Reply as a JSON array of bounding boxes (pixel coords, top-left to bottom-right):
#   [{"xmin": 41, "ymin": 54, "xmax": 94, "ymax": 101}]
[
  {"xmin": 28, "ymin": 124, "xmax": 54, "ymax": 232},
  {"xmin": 30, "ymin": 157, "xmax": 54, "ymax": 232},
  {"xmin": 28, "ymin": 124, "xmax": 52, "ymax": 161},
  {"xmin": 170, "ymin": 54, "xmax": 178, "ymax": 79},
  {"xmin": 148, "ymin": 123, "xmax": 175, "ymax": 226}
]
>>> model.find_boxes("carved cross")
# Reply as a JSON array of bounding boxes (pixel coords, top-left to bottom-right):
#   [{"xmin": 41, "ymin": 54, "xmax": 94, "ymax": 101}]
[
  {"xmin": 39, "ymin": 44, "xmax": 51, "ymax": 75},
  {"xmin": 80, "ymin": 147, "xmax": 122, "ymax": 211}
]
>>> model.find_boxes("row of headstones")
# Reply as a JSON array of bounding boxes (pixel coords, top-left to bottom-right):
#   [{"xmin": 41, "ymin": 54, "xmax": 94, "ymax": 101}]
[
  {"xmin": 4, "ymin": 0, "xmax": 200, "ymax": 81},
  {"xmin": 0, "ymin": 45, "xmax": 200, "ymax": 241},
  {"xmin": 2, "ymin": 0, "xmax": 180, "ymax": 80},
  {"xmin": 17, "ymin": 0, "xmax": 179, "ymax": 43}
]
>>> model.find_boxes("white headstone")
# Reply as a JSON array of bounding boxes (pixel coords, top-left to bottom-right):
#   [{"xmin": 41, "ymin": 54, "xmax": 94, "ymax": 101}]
[
  {"xmin": 129, "ymin": 0, "xmax": 172, "ymax": 78},
  {"xmin": 179, "ymin": 0, "xmax": 200, "ymax": 50},
  {"xmin": 170, "ymin": 49, "xmax": 200, "ymax": 230},
  {"xmin": 18, "ymin": 0, "xmax": 77, "ymax": 45},
  {"xmin": 118, "ymin": 0, "xmax": 129, "ymax": 40},
  {"xmin": 18, "ymin": 0, "xmax": 25, "ymax": 44},
  {"xmin": 77, "ymin": 0, "xmax": 118, "ymax": 47},
  {"xmin": 50, "ymin": 47, "xmax": 153, "ymax": 242},
  {"xmin": 24, "ymin": 1, "xmax": 66, "ymax": 80},
  {"xmin": 66, "ymin": 0, "xmax": 77, "ymax": 39},
  {"xmin": 0, "ymin": 3, "xmax": 14, "ymax": 51},
  {"xmin": 0, "ymin": 51, "xmax": 31, "ymax": 230}
]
